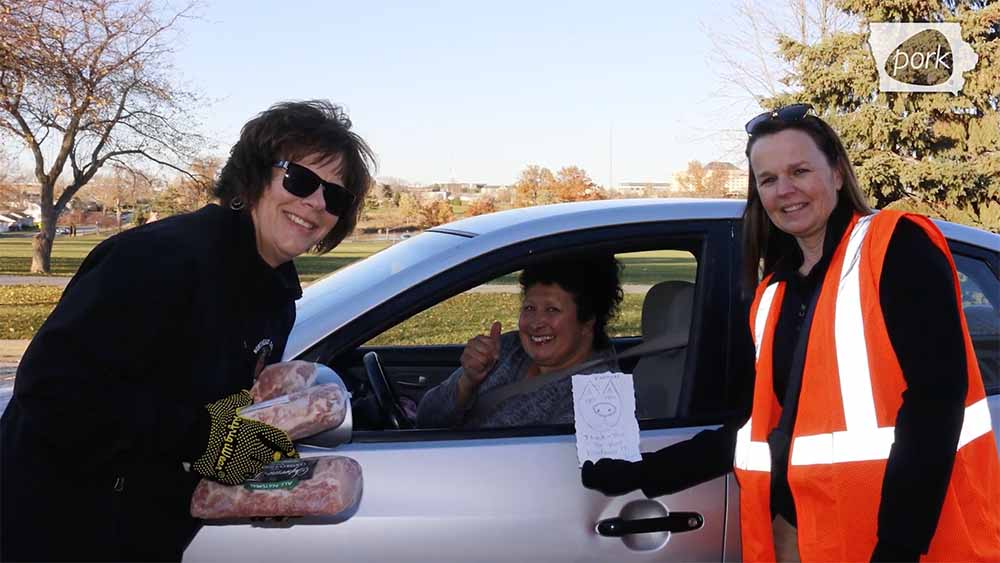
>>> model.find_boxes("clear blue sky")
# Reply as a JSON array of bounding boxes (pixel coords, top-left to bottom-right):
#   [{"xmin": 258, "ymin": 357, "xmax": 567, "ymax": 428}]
[{"xmin": 172, "ymin": 0, "xmax": 762, "ymax": 186}]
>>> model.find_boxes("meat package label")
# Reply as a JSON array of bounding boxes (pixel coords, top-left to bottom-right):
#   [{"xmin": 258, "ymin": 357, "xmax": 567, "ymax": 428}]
[{"xmin": 244, "ymin": 458, "xmax": 317, "ymax": 491}]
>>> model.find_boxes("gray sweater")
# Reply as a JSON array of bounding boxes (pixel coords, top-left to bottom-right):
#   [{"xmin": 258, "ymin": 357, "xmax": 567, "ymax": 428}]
[{"xmin": 416, "ymin": 332, "xmax": 619, "ymax": 429}]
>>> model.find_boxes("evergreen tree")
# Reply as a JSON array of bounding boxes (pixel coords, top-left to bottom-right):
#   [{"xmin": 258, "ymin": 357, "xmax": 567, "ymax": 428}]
[{"xmin": 763, "ymin": 0, "xmax": 999, "ymax": 230}]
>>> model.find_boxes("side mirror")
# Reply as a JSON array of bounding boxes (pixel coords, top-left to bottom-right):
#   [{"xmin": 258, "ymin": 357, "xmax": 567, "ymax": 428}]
[{"xmin": 297, "ymin": 367, "xmax": 353, "ymax": 448}]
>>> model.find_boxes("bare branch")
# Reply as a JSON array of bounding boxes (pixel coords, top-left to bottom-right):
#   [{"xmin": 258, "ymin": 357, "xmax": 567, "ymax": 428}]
[{"xmin": 0, "ymin": 0, "xmax": 204, "ymax": 272}]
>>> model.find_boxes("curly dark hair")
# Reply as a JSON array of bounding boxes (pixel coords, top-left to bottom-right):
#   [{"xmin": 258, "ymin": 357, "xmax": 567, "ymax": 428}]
[
  {"xmin": 214, "ymin": 100, "xmax": 377, "ymax": 253},
  {"xmin": 518, "ymin": 254, "xmax": 624, "ymax": 349}
]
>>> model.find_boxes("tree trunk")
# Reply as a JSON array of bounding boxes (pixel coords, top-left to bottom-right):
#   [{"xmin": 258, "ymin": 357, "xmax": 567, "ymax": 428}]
[{"xmin": 30, "ymin": 210, "xmax": 57, "ymax": 274}]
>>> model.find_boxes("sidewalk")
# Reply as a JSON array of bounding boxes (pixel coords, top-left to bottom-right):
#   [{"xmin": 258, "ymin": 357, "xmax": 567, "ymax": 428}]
[
  {"xmin": 0, "ymin": 340, "xmax": 29, "ymax": 382},
  {"xmin": 0, "ymin": 275, "xmax": 70, "ymax": 287}
]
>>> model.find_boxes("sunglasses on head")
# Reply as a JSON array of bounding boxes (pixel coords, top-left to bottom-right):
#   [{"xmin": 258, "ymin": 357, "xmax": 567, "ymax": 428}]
[
  {"xmin": 274, "ymin": 160, "xmax": 355, "ymax": 216},
  {"xmin": 744, "ymin": 103, "xmax": 813, "ymax": 135}
]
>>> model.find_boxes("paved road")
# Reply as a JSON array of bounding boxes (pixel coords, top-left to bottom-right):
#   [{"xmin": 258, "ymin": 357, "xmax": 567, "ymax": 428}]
[
  {"xmin": 0, "ymin": 367, "xmax": 12, "ymax": 414},
  {"xmin": 0, "ymin": 275, "xmax": 70, "ymax": 287}
]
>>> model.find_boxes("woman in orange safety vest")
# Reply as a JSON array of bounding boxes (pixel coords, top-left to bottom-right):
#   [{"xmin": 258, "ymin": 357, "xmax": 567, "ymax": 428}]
[{"xmin": 582, "ymin": 104, "xmax": 1000, "ymax": 562}]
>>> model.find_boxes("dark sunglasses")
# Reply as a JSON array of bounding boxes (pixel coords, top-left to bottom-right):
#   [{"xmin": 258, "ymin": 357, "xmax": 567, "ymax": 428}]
[
  {"xmin": 744, "ymin": 103, "xmax": 813, "ymax": 135},
  {"xmin": 273, "ymin": 160, "xmax": 355, "ymax": 216}
]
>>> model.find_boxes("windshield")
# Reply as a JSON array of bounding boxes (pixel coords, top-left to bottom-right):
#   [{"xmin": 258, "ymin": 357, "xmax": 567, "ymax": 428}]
[{"xmin": 297, "ymin": 232, "xmax": 470, "ymax": 310}]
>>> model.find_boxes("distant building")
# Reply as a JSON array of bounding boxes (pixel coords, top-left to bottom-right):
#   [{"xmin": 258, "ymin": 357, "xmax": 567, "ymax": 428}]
[
  {"xmin": 21, "ymin": 202, "xmax": 41, "ymax": 222},
  {"xmin": 670, "ymin": 162, "xmax": 749, "ymax": 198},
  {"xmin": 0, "ymin": 211, "xmax": 34, "ymax": 231},
  {"xmin": 418, "ymin": 190, "xmax": 450, "ymax": 202},
  {"xmin": 703, "ymin": 161, "xmax": 748, "ymax": 197},
  {"xmin": 479, "ymin": 185, "xmax": 510, "ymax": 199},
  {"xmin": 609, "ymin": 181, "xmax": 674, "ymax": 197}
]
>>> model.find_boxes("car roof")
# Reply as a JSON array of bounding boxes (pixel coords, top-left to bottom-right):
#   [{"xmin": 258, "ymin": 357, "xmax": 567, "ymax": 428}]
[
  {"xmin": 430, "ymin": 198, "xmax": 745, "ymax": 237},
  {"xmin": 287, "ymin": 199, "xmax": 998, "ymax": 360},
  {"xmin": 433, "ymin": 198, "xmax": 999, "ymax": 249},
  {"xmin": 288, "ymin": 199, "xmax": 745, "ymax": 359}
]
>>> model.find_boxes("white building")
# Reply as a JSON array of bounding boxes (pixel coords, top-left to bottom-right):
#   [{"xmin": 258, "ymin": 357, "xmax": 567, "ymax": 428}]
[
  {"xmin": 479, "ymin": 186, "xmax": 510, "ymax": 199},
  {"xmin": 0, "ymin": 211, "xmax": 33, "ymax": 231},
  {"xmin": 609, "ymin": 182, "xmax": 674, "ymax": 197},
  {"xmin": 417, "ymin": 190, "xmax": 450, "ymax": 202},
  {"xmin": 22, "ymin": 202, "xmax": 41, "ymax": 222}
]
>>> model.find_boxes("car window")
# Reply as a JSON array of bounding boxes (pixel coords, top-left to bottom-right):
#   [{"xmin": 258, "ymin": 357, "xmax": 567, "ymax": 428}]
[
  {"xmin": 953, "ymin": 253, "xmax": 999, "ymax": 395},
  {"xmin": 366, "ymin": 286, "xmax": 521, "ymax": 346},
  {"xmin": 366, "ymin": 249, "xmax": 697, "ymax": 346},
  {"xmin": 360, "ymin": 245, "xmax": 701, "ymax": 431}
]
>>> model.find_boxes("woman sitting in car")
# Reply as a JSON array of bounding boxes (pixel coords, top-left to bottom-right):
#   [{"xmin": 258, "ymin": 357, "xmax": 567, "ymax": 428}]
[{"xmin": 417, "ymin": 254, "xmax": 623, "ymax": 428}]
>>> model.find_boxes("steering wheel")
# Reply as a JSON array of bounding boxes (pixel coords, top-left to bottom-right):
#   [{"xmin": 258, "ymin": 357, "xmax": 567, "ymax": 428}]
[{"xmin": 363, "ymin": 351, "xmax": 411, "ymax": 430}]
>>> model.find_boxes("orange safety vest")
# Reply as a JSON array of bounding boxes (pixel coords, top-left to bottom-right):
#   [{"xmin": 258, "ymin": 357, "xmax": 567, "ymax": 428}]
[{"xmin": 733, "ymin": 211, "xmax": 1000, "ymax": 562}]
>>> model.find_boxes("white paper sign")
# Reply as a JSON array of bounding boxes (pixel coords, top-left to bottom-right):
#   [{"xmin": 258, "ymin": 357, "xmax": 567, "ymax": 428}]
[{"xmin": 572, "ymin": 372, "xmax": 641, "ymax": 466}]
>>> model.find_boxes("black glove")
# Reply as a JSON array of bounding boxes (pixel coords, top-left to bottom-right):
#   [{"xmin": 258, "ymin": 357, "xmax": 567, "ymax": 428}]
[
  {"xmin": 192, "ymin": 390, "xmax": 298, "ymax": 485},
  {"xmin": 870, "ymin": 540, "xmax": 921, "ymax": 563},
  {"xmin": 581, "ymin": 457, "xmax": 645, "ymax": 496}
]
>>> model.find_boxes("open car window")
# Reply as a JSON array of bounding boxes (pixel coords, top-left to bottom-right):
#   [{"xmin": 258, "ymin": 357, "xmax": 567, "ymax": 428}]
[
  {"xmin": 354, "ymin": 245, "xmax": 703, "ymax": 434},
  {"xmin": 366, "ymin": 249, "xmax": 697, "ymax": 346}
]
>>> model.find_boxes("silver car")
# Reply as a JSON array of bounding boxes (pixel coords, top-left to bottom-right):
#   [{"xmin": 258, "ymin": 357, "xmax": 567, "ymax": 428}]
[{"xmin": 185, "ymin": 199, "xmax": 999, "ymax": 562}]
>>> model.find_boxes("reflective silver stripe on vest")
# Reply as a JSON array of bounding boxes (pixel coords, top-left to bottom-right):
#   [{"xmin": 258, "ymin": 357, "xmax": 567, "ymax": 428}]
[
  {"xmin": 791, "ymin": 214, "xmax": 994, "ymax": 466},
  {"xmin": 735, "ymin": 283, "xmax": 780, "ymax": 472}
]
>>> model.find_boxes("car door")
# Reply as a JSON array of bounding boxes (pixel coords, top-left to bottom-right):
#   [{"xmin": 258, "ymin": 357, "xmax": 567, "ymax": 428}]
[
  {"xmin": 947, "ymin": 237, "xmax": 1000, "ymax": 448},
  {"xmin": 186, "ymin": 219, "xmax": 745, "ymax": 562}
]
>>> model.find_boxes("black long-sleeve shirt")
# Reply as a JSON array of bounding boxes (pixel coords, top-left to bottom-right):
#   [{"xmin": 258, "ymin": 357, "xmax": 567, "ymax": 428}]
[{"xmin": 637, "ymin": 208, "xmax": 967, "ymax": 558}]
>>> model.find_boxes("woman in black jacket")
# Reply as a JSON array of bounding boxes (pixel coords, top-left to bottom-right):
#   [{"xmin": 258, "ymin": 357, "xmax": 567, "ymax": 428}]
[{"xmin": 0, "ymin": 100, "xmax": 375, "ymax": 562}]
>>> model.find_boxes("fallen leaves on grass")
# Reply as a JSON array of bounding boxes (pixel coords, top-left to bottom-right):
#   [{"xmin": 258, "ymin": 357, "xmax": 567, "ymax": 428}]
[{"xmin": 1, "ymin": 286, "xmax": 63, "ymax": 339}]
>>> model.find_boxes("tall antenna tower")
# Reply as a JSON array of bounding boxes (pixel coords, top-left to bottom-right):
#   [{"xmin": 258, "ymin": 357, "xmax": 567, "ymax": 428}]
[{"xmin": 608, "ymin": 123, "xmax": 614, "ymax": 190}]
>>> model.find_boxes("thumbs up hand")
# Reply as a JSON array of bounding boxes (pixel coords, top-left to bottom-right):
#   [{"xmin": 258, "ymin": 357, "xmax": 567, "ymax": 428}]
[{"xmin": 460, "ymin": 321, "xmax": 502, "ymax": 387}]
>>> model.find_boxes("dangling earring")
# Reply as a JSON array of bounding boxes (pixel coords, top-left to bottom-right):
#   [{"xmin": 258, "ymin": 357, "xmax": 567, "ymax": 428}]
[{"xmin": 229, "ymin": 197, "xmax": 245, "ymax": 211}]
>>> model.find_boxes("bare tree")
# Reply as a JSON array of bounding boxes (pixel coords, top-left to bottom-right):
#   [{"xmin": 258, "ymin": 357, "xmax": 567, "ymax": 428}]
[
  {"xmin": 0, "ymin": 0, "xmax": 204, "ymax": 272},
  {"xmin": 705, "ymin": 0, "xmax": 856, "ymax": 103},
  {"xmin": 84, "ymin": 165, "xmax": 155, "ymax": 230},
  {"xmin": 0, "ymin": 139, "xmax": 18, "ymax": 204}
]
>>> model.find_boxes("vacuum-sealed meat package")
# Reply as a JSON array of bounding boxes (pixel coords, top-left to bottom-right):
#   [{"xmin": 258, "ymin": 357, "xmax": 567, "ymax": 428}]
[
  {"xmin": 251, "ymin": 361, "xmax": 323, "ymax": 402},
  {"xmin": 191, "ymin": 455, "xmax": 363, "ymax": 519},
  {"xmin": 239, "ymin": 383, "xmax": 348, "ymax": 440}
]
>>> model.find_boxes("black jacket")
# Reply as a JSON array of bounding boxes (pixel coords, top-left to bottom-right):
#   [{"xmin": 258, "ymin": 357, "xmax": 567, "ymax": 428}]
[{"xmin": 1, "ymin": 204, "xmax": 301, "ymax": 562}]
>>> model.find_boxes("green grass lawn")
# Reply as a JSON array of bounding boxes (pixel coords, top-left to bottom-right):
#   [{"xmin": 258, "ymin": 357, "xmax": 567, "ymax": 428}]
[
  {"xmin": 367, "ymin": 293, "xmax": 644, "ymax": 346},
  {"xmin": 0, "ymin": 285, "xmax": 64, "ymax": 339},
  {"xmin": 0, "ymin": 234, "xmax": 390, "ymax": 282},
  {"xmin": 0, "ymin": 234, "xmax": 110, "ymax": 276},
  {"xmin": 0, "ymin": 234, "xmax": 695, "ymax": 284},
  {"xmin": 0, "ymin": 234, "xmax": 693, "ymax": 342},
  {"xmin": 1, "ymin": 284, "xmax": 646, "ymax": 344}
]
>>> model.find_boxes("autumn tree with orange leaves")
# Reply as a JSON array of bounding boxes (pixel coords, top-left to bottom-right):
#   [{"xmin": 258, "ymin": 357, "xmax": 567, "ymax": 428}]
[{"xmin": 513, "ymin": 164, "xmax": 604, "ymax": 207}]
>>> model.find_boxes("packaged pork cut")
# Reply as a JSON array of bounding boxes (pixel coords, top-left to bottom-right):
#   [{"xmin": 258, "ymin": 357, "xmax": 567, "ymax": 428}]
[
  {"xmin": 238, "ymin": 383, "xmax": 348, "ymax": 440},
  {"xmin": 191, "ymin": 455, "xmax": 363, "ymax": 519},
  {"xmin": 251, "ymin": 360, "xmax": 324, "ymax": 402}
]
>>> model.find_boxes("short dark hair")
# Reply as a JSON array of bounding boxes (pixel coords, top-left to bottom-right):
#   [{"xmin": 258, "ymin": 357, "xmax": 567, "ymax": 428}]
[
  {"xmin": 741, "ymin": 113, "xmax": 872, "ymax": 295},
  {"xmin": 214, "ymin": 100, "xmax": 377, "ymax": 253},
  {"xmin": 518, "ymin": 254, "xmax": 624, "ymax": 349}
]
